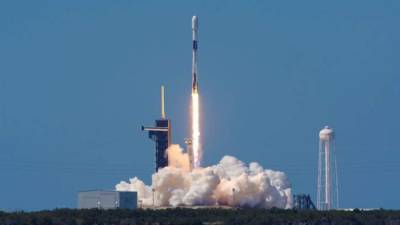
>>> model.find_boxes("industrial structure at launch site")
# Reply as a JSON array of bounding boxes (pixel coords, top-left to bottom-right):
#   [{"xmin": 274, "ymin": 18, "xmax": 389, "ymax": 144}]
[
  {"xmin": 78, "ymin": 190, "xmax": 137, "ymax": 209},
  {"xmin": 317, "ymin": 126, "xmax": 339, "ymax": 210},
  {"xmin": 142, "ymin": 86, "xmax": 172, "ymax": 172}
]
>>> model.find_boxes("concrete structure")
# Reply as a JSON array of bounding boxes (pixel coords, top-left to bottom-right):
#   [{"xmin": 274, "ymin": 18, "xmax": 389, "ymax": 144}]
[
  {"xmin": 78, "ymin": 190, "xmax": 137, "ymax": 209},
  {"xmin": 142, "ymin": 86, "xmax": 172, "ymax": 172}
]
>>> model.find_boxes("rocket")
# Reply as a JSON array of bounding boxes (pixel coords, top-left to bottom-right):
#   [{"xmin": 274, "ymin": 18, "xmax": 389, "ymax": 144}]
[{"xmin": 192, "ymin": 15, "xmax": 199, "ymax": 92}]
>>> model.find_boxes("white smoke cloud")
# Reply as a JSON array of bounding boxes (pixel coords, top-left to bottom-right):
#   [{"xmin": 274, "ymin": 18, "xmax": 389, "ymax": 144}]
[
  {"xmin": 167, "ymin": 144, "xmax": 191, "ymax": 172},
  {"xmin": 116, "ymin": 145, "xmax": 292, "ymax": 209}
]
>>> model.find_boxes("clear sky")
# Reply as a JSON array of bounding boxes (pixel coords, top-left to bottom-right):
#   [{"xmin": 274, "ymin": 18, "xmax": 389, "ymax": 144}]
[{"xmin": 0, "ymin": 0, "xmax": 399, "ymax": 211}]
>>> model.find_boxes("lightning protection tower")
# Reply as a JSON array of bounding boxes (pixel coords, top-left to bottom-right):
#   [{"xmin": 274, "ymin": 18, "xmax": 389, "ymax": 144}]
[{"xmin": 317, "ymin": 126, "xmax": 339, "ymax": 210}]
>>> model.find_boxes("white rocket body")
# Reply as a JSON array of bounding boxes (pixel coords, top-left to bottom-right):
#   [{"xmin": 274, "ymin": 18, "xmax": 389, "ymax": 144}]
[{"xmin": 192, "ymin": 16, "xmax": 199, "ymax": 91}]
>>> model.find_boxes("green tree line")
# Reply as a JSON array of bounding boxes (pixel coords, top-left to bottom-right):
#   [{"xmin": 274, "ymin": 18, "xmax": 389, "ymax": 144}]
[{"xmin": 1, "ymin": 208, "xmax": 400, "ymax": 225}]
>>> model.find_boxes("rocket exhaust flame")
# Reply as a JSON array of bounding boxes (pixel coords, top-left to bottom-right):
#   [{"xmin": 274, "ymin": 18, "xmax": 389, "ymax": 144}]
[{"xmin": 192, "ymin": 89, "xmax": 201, "ymax": 168}]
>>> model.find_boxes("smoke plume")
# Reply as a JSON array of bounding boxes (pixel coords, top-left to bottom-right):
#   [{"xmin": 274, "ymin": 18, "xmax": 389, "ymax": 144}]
[{"xmin": 116, "ymin": 145, "xmax": 292, "ymax": 208}]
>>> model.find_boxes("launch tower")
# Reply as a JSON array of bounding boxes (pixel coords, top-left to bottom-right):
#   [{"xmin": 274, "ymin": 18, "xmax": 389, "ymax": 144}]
[{"xmin": 142, "ymin": 86, "xmax": 171, "ymax": 172}]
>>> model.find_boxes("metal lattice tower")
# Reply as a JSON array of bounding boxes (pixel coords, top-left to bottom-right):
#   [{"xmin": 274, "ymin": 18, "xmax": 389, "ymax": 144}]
[
  {"xmin": 317, "ymin": 126, "xmax": 339, "ymax": 210},
  {"xmin": 293, "ymin": 194, "xmax": 316, "ymax": 210}
]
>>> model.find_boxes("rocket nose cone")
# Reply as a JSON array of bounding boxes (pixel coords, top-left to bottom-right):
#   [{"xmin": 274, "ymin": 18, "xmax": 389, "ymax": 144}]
[{"xmin": 192, "ymin": 15, "xmax": 198, "ymax": 30}]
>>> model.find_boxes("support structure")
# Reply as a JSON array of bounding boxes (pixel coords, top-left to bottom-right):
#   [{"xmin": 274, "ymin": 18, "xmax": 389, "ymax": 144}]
[
  {"xmin": 185, "ymin": 138, "xmax": 194, "ymax": 170},
  {"xmin": 142, "ymin": 86, "xmax": 172, "ymax": 172},
  {"xmin": 293, "ymin": 194, "xmax": 316, "ymax": 210},
  {"xmin": 317, "ymin": 126, "xmax": 339, "ymax": 210}
]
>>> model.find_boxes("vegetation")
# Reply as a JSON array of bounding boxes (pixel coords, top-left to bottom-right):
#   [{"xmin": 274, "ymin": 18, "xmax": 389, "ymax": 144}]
[{"xmin": 1, "ymin": 208, "xmax": 400, "ymax": 225}]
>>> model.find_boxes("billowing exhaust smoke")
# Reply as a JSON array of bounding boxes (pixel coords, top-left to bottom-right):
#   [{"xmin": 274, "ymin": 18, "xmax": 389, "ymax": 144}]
[{"xmin": 116, "ymin": 145, "xmax": 292, "ymax": 208}]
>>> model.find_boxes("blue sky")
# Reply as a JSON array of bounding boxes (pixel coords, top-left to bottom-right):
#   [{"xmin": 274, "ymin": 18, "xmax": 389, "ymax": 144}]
[{"xmin": 0, "ymin": 0, "xmax": 399, "ymax": 210}]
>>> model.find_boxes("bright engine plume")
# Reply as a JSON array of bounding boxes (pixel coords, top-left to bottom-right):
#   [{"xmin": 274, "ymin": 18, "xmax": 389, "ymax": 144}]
[{"xmin": 192, "ymin": 90, "xmax": 201, "ymax": 168}]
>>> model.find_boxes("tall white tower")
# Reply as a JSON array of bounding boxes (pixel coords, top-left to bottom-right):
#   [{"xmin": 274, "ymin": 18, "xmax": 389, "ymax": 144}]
[{"xmin": 317, "ymin": 126, "xmax": 339, "ymax": 210}]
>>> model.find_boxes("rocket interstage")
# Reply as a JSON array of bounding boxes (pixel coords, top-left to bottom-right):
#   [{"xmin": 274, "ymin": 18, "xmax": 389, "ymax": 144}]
[{"xmin": 191, "ymin": 15, "xmax": 201, "ymax": 168}]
